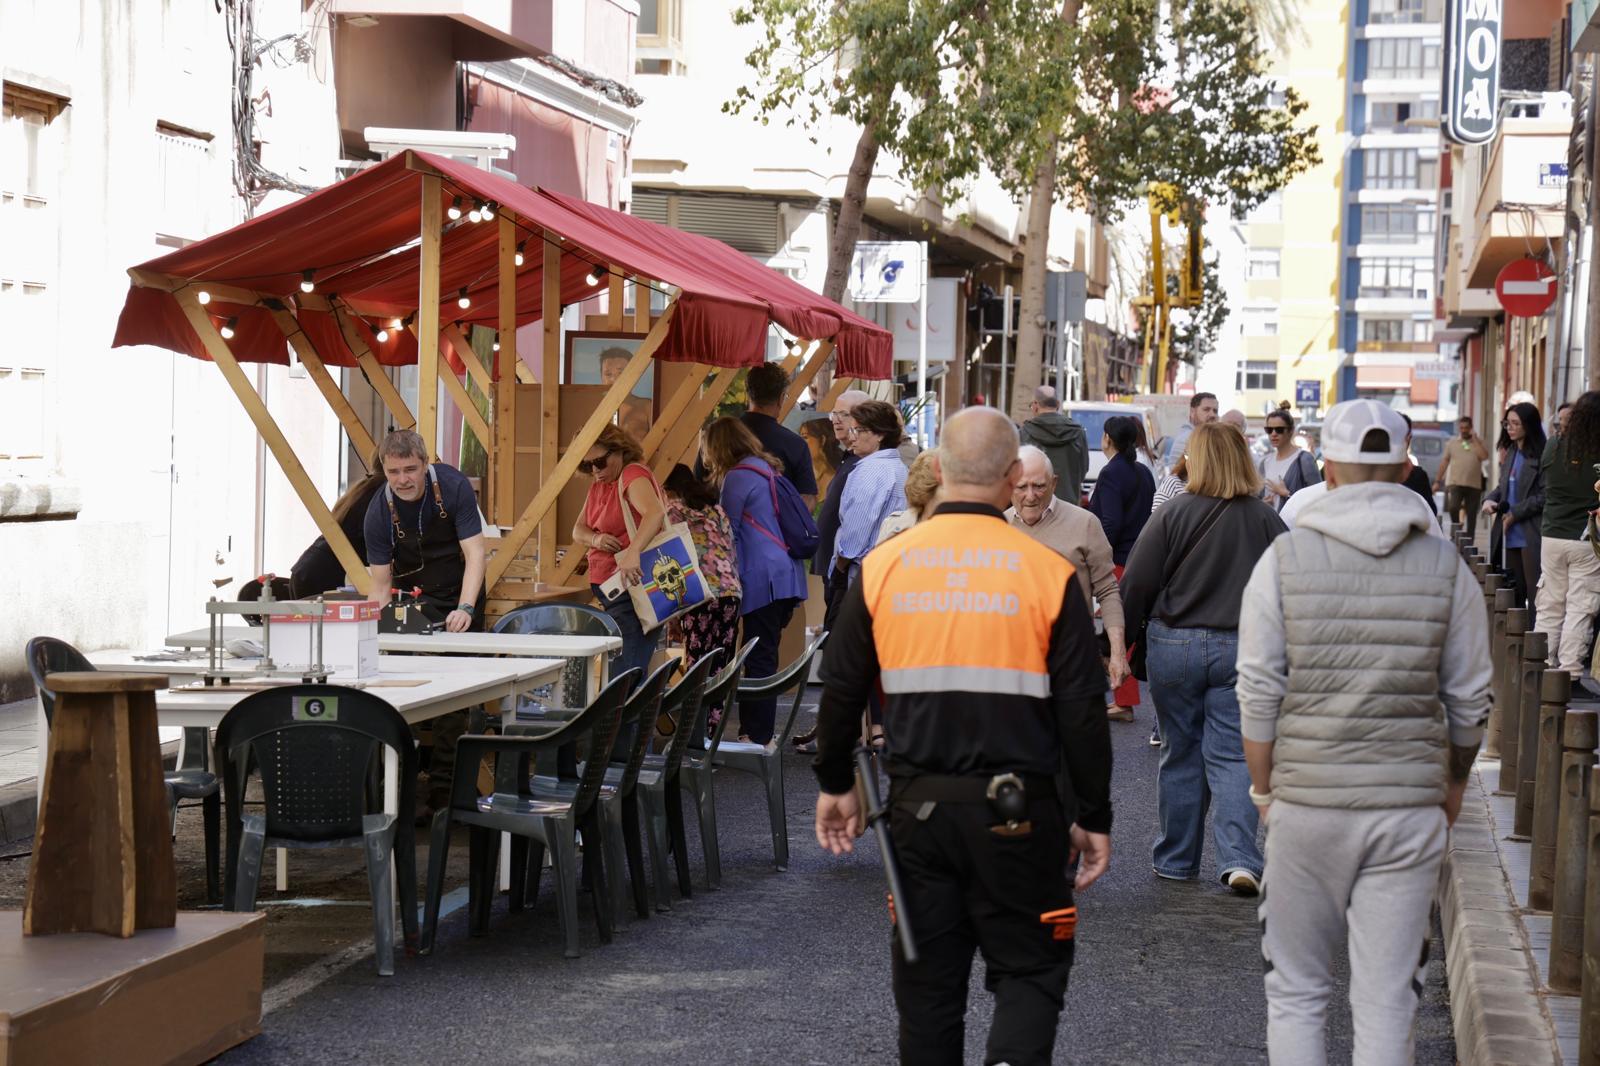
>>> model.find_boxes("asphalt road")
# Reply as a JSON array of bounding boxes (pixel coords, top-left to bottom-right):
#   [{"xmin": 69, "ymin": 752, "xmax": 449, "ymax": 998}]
[{"xmin": 189, "ymin": 692, "xmax": 1455, "ymax": 1065}]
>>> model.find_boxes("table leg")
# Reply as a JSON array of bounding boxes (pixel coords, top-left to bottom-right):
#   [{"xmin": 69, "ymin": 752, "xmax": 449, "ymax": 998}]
[
  {"xmin": 384, "ymin": 743, "xmax": 400, "ymax": 912},
  {"xmin": 276, "ymin": 849, "xmax": 287, "ymax": 892}
]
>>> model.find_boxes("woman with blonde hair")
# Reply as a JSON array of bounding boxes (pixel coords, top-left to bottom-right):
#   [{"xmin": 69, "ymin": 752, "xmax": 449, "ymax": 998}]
[
  {"xmin": 703, "ymin": 416, "xmax": 809, "ymax": 744},
  {"xmin": 1119, "ymin": 421, "xmax": 1288, "ymax": 897},
  {"xmin": 875, "ymin": 450, "xmax": 940, "ymax": 544}
]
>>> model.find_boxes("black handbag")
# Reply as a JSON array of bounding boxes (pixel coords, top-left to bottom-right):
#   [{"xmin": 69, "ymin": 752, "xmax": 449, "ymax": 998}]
[{"xmin": 1129, "ymin": 497, "xmax": 1232, "ymax": 682}]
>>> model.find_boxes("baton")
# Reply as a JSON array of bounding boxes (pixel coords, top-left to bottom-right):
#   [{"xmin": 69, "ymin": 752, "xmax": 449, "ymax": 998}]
[{"xmin": 855, "ymin": 745, "xmax": 918, "ymax": 964}]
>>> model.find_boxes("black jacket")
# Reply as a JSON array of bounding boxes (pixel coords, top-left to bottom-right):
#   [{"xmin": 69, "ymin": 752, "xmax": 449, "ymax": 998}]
[
  {"xmin": 1087, "ymin": 451, "xmax": 1155, "ymax": 565},
  {"xmin": 1120, "ymin": 493, "xmax": 1287, "ymax": 633},
  {"xmin": 1485, "ymin": 445, "xmax": 1545, "ymax": 552},
  {"xmin": 1019, "ymin": 411, "xmax": 1090, "ymax": 502},
  {"xmin": 812, "ymin": 452, "xmax": 858, "ymax": 576}
]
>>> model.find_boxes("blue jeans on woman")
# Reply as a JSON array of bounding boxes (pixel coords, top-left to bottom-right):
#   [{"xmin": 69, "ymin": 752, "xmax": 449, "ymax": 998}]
[
  {"xmin": 594, "ymin": 584, "xmax": 661, "ymax": 688},
  {"xmin": 1145, "ymin": 619, "xmax": 1262, "ymax": 882}
]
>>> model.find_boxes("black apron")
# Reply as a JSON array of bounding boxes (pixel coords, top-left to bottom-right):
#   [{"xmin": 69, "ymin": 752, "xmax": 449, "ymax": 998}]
[{"xmin": 386, "ymin": 468, "xmax": 486, "ymax": 632}]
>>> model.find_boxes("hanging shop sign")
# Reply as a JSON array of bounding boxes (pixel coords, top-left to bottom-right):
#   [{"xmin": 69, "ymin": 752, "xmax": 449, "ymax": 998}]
[
  {"xmin": 1494, "ymin": 257, "xmax": 1558, "ymax": 318},
  {"xmin": 848, "ymin": 241, "xmax": 924, "ymax": 303},
  {"xmin": 1442, "ymin": 0, "xmax": 1503, "ymax": 146}
]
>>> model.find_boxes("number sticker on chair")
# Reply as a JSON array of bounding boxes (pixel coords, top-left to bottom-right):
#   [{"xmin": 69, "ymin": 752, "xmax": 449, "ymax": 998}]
[{"xmin": 292, "ymin": 695, "xmax": 339, "ymax": 722}]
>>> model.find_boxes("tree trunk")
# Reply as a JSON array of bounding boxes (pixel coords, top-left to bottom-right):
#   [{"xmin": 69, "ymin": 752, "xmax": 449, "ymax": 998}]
[
  {"xmin": 817, "ymin": 119, "xmax": 881, "ymax": 397},
  {"xmin": 1008, "ymin": 0, "xmax": 1081, "ymax": 422}
]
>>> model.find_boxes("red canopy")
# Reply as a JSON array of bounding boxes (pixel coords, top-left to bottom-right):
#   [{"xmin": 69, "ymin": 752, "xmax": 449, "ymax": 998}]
[{"xmin": 112, "ymin": 151, "xmax": 891, "ymax": 379}]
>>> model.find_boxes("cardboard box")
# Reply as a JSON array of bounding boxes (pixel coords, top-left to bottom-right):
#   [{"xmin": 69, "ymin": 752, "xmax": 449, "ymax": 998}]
[
  {"xmin": 0, "ymin": 910, "xmax": 265, "ymax": 1065},
  {"xmin": 268, "ymin": 600, "xmax": 380, "ymax": 678}
]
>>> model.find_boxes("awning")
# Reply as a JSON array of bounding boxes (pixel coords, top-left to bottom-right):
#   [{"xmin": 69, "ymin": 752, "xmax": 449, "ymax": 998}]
[{"xmin": 112, "ymin": 150, "xmax": 891, "ymax": 379}]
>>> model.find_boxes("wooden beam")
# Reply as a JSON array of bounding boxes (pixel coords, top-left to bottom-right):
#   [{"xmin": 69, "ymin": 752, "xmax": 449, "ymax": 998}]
[
  {"xmin": 633, "ymin": 278, "xmax": 652, "ymax": 333},
  {"xmin": 267, "ymin": 308, "xmax": 378, "ymax": 467},
  {"xmin": 641, "ymin": 363, "xmax": 716, "ymax": 459},
  {"xmin": 126, "ymin": 269, "xmax": 335, "ymax": 314},
  {"xmin": 334, "ymin": 304, "xmax": 415, "ymax": 430},
  {"xmin": 820, "ymin": 375, "xmax": 854, "ymax": 412},
  {"xmin": 515, "ymin": 361, "xmax": 535, "ymax": 385},
  {"xmin": 407, "ymin": 323, "xmax": 491, "ymax": 449},
  {"xmin": 488, "ymin": 301, "xmax": 678, "ymax": 587},
  {"xmin": 650, "ymin": 350, "xmax": 802, "ymax": 478},
  {"xmin": 539, "ymin": 235, "xmax": 562, "ymax": 579},
  {"xmin": 175, "ymin": 290, "xmax": 370, "ymax": 595},
  {"xmin": 495, "ymin": 215, "xmax": 518, "ymax": 528},
  {"xmin": 779, "ymin": 339, "xmax": 832, "ymax": 420},
  {"xmin": 417, "ymin": 174, "xmax": 443, "ymax": 458},
  {"xmin": 441, "ymin": 323, "xmax": 493, "ymax": 394},
  {"xmin": 607, "ymin": 274, "xmax": 625, "ymax": 329}
]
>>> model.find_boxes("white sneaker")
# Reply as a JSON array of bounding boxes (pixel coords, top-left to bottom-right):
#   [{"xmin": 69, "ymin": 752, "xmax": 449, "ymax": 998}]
[{"xmin": 1223, "ymin": 869, "xmax": 1260, "ymax": 897}]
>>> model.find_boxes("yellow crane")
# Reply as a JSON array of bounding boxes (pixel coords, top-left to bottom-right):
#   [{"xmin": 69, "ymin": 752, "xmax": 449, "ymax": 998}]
[{"xmin": 1130, "ymin": 183, "xmax": 1204, "ymax": 392}]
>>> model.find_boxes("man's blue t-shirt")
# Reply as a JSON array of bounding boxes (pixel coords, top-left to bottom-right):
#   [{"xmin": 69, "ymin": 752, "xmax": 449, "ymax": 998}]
[{"xmin": 363, "ymin": 463, "xmax": 483, "ymax": 566}]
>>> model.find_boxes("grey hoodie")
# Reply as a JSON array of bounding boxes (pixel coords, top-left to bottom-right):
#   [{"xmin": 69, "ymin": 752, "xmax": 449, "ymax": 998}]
[
  {"xmin": 1019, "ymin": 412, "xmax": 1090, "ymax": 502},
  {"xmin": 1236, "ymin": 481, "xmax": 1490, "ymax": 806}
]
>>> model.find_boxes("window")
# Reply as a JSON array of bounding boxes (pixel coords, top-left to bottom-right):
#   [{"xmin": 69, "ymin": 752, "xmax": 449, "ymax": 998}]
[
  {"xmin": 1241, "ymin": 308, "xmax": 1279, "ymax": 335},
  {"xmin": 636, "ymin": 0, "xmax": 685, "ymax": 74},
  {"xmin": 1267, "ymin": 87, "xmax": 1288, "ymax": 109},
  {"xmin": 1368, "ymin": 0, "xmax": 1441, "ymax": 24},
  {"xmin": 1359, "ymin": 258, "xmax": 1433, "ymax": 299},
  {"xmin": 1247, "ymin": 191, "xmax": 1283, "ymax": 223},
  {"xmin": 1362, "ymin": 148, "xmax": 1438, "ymax": 190},
  {"xmin": 1360, "ymin": 203, "xmax": 1436, "ymax": 243},
  {"xmin": 1, "ymin": 82, "xmax": 64, "ymax": 469},
  {"xmin": 1247, "ymin": 249, "xmax": 1281, "ymax": 280},
  {"xmin": 1367, "ymin": 37, "xmax": 1441, "ymax": 79},
  {"xmin": 1237, "ymin": 360, "xmax": 1278, "ymax": 391},
  {"xmin": 1367, "ymin": 97, "xmax": 1440, "ymax": 132}
]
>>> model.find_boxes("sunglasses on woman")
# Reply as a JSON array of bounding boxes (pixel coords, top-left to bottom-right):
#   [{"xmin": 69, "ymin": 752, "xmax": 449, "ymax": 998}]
[
  {"xmin": 1265, "ymin": 425, "xmax": 1289, "ymax": 435},
  {"xmin": 577, "ymin": 447, "xmax": 616, "ymax": 474}
]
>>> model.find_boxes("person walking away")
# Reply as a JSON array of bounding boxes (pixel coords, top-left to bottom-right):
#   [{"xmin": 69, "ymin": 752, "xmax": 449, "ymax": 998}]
[
  {"xmin": 1089, "ymin": 415, "xmax": 1156, "ymax": 722},
  {"xmin": 363, "ymin": 429, "xmax": 488, "ymax": 818},
  {"xmin": 1017, "ymin": 384, "xmax": 1089, "ymax": 502},
  {"xmin": 1536, "ymin": 390, "xmax": 1600, "ymax": 694},
  {"xmin": 574, "ymin": 424, "xmax": 667, "ymax": 681},
  {"xmin": 1436, "ymin": 415, "xmax": 1489, "ymax": 541},
  {"xmin": 696, "ymin": 362, "xmax": 818, "ymax": 508},
  {"xmin": 1282, "ymin": 469, "xmax": 1450, "ymax": 540},
  {"xmin": 703, "ymin": 417, "xmax": 808, "ymax": 745},
  {"xmin": 875, "ymin": 450, "xmax": 940, "ymax": 544},
  {"xmin": 1257, "ymin": 409, "xmax": 1321, "ymax": 514},
  {"xmin": 1481, "ymin": 402, "xmax": 1545, "ymax": 607},
  {"xmin": 813, "ymin": 390, "xmax": 870, "ymax": 630},
  {"xmin": 1164, "ymin": 392, "xmax": 1220, "ymax": 467},
  {"xmin": 1119, "ymin": 422, "xmax": 1287, "ymax": 894},
  {"xmin": 1237, "ymin": 399, "xmax": 1489, "ymax": 1064},
  {"xmin": 1009, "ymin": 445, "xmax": 1132, "ymax": 730},
  {"xmin": 1397, "ymin": 414, "xmax": 1439, "ymax": 515},
  {"xmin": 812, "ymin": 406, "xmax": 1112, "ymax": 1066},
  {"xmin": 662, "ymin": 464, "xmax": 743, "ymax": 736}
]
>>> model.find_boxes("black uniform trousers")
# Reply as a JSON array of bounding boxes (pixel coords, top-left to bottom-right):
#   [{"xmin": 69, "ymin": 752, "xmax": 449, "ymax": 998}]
[{"xmin": 891, "ymin": 793, "xmax": 1077, "ymax": 1066}]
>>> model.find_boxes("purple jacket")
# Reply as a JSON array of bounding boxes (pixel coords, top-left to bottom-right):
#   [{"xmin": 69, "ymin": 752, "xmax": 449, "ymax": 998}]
[{"xmin": 722, "ymin": 457, "xmax": 809, "ymax": 614}]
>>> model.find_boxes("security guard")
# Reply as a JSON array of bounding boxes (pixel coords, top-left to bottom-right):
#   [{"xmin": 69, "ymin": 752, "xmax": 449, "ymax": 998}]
[{"xmin": 813, "ymin": 406, "xmax": 1113, "ymax": 1066}]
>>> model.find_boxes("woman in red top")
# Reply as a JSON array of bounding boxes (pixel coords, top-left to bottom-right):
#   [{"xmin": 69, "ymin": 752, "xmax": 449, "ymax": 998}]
[{"xmin": 574, "ymin": 424, "xmax": 667, "ymax": 680}]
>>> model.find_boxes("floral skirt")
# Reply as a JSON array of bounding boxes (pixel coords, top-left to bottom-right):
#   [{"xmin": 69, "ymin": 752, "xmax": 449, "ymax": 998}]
[{"xmin": 675, "ymin": 595, "xmax": 742, "ymax": 732}]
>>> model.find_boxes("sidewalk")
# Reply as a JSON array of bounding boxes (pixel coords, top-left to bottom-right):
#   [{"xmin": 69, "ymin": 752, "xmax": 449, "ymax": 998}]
[
  {"xmin": 1441, "ymin": 756, "xmax": 1574, "ymax": 1064},
  {"xmin": 0, "ymin": 699, "xmax": 38, "ymax": 844}
]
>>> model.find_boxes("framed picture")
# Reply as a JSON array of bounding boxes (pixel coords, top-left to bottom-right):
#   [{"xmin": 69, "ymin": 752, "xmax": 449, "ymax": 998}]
[{"xmin": 565, "ymin": 330, "xmax": 658, "ymax": 442}]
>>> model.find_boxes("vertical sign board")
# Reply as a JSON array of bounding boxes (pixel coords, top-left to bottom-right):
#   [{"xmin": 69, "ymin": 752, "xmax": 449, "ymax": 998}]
[
  {"xmin": 1441, "ymin": 0, "xmax": 1503, "ymax": 146},
  {"xmin": 850, "ymin": 241, "xmax": 932, "ymax": 444}
]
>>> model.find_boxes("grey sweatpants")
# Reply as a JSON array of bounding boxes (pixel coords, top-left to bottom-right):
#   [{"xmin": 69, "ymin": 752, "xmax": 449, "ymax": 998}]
[{"xmin": 1259, "ymin": 800, "xmax": 1447, "ymax": 1066}]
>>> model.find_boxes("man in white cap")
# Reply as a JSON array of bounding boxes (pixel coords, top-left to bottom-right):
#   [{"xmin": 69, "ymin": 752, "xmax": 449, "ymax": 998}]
[{"xmin": 1235, "ymin": 399, "xmax": 1489, "ymax": 1064}]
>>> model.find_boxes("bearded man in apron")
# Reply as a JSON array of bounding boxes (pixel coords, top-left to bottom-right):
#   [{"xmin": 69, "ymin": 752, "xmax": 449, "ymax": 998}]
[{"xmin": 364, "ymin": 429, "xmax": 488, "ymax": 819}]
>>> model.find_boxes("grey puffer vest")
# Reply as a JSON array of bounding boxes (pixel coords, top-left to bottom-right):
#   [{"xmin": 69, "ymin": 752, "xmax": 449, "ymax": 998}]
[{"xmin": 1271, "ymin": 526, "xmax": 1459, "ymax": 808}]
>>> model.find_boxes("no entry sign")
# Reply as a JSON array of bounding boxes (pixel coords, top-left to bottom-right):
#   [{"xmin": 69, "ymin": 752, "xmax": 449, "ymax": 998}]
[{"xmin": 1495, "ymin": 258, "xmax": 1557, "ymax": 318}]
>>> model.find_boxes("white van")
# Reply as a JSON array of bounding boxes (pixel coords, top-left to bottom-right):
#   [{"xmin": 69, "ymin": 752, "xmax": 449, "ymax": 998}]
[{"xmin": 1061, "ymin": 402, "xmax": 1164, "ymax": 502}]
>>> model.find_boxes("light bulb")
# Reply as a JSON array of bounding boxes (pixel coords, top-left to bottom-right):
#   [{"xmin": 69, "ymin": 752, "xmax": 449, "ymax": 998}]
[
  {"xmin": 448, "ymin": 196, "xmax": 463, "ymax": 221},
  {"xmin": 391, "ymin": 317, "xmax": 404, "ymax": 330},
  {"xmin": 375, "ymin": 327, "xmax": 389, "ymax": 343},
  {"xmin": 300, "ymin": 269, "xmax": 315, "ymax": 293},
  {"xmin": 220, "ymin": 316, "xmax": 238, "ymax": 340},
  {"xmin": 481, "ymin": 200, "xmax": 495, "ymax": 220},
  {"xmin": 457, "ymin": 288, "xmax": 471, "ymax": 309},
  {"xmin": 585, "ymin": 267, "xmax": 603, "ymax": 286},
  {"xmin": 197, "ymin": 290, "xmax": 211, "ymax": 305},
  {"xmin": 514, "ymin": 241, "xmax": 526, "ymax": 267},
  {"xmin": 468, "ymin": 206, "xmax": 482, "ymax": 224},
  {"xmin": 492, "ymin": 340, "xmax": 501, "ymax": 352}
]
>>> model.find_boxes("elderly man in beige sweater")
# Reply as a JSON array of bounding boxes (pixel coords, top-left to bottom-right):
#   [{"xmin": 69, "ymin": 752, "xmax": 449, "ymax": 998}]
[{"xmin": 1007, "ymin": 444, "xmax": 1131, "ymax": 704}]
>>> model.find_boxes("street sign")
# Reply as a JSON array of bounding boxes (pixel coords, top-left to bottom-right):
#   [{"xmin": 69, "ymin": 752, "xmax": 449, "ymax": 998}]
[
  {"xmin": 1294, "ymin": 380, "xmax": 1321, "ymax": 407},
  {"xmin": 1442, "ymin": 0, "xmax": 1503, "ymax": 146},
  {"xmin": 848, "ymin": 241, "xmax": 924, "ymax": 303},
  {"xmin": 1414, "ymin": 360, "xmax": 1459, "ymax": 381},
  {"xmin": 1494, "ymin": 257, "xmax": 1558, "ymax": 318}
]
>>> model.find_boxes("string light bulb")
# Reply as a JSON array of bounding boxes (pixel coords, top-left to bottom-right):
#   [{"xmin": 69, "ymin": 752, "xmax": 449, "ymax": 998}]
[
  {"xmin": 374, "ymin": 323, "xmax": 390, "ymax": 343},
  {"xmin": 300, "ymin": 269, "xmax": 315, "ymax": 293},
  {"xmin": 468, "ymin": 200, "xmax": 483, "ymax": 223},
  {"xmin": 456, "ymin": 288, "xmax": 471, "ymax": 309},
  {"xmin": 492, "ymin": 340, "xmax": 501, "ymax": 352},
  {"xmin": 481, "ymin": 201, "xmax": 496, "ymax": 221},
  {"xmin": 391, "ymin": 316, "xmax": 404, "ymax": 330},
  {"xmin": 514, "ymin": 241, "xmax": 526, "ymax": 267},
  {"xmin": 197, "ymin": 290, "xmax": 212, "ymax": 305},
  {"xmin": 448, "ymin": 196, "xmax": 463, "ymax": 221},
  {"xmin": 585, "ymin": 265, "xmax": 605, "ymax": 286},
  {"xmin": 220, "ymin": 316, "xmax": 238, "ymax": 340}
]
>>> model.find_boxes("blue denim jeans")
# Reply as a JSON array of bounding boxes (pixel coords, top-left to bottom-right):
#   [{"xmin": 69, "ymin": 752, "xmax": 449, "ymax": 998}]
[
  {"xmin": 594, "ymin": 584, "xmax": 661, "ymax": 687},
  {"xmin": 1145, "ymin": 620, "xmax": 1262, "ymax": 881}
]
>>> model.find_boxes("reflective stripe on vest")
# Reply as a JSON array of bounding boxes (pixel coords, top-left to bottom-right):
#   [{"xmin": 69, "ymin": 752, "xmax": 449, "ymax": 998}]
[{"xmin": 861, "ymin": 512, "xmax": 1075, "ymax": 695}]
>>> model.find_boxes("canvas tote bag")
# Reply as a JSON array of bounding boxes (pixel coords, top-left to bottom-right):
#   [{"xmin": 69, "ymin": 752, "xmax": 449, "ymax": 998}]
[{"xmin": 615, "ymin": 467, "xmax": 710, "ymax": 632}]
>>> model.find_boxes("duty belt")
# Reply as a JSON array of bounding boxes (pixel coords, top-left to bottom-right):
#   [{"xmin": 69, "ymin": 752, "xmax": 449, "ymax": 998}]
[{"xmin": 891, "ymin": 774, "xmax": 1056, "ymax": 805}]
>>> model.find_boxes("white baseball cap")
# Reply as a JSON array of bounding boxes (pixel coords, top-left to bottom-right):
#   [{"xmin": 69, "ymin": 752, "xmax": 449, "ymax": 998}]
[{"xmin": 1320, "ymin": 400, "xmax": 1410, "ymax": 464}]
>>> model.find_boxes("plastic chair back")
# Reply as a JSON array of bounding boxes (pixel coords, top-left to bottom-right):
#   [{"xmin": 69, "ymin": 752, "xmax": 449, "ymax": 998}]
[
  {"xmin": 612, "ymin": 658, "xmax": 679, "ymax": 781},
  {"xmin": 659, "ymin": 650, "xmax": 723, "ymax": 776},
  {"xmin": 24, "ymin": 636, "xmax": 93, "ymax": 726},
  {"xmin": 216, "ymin": 685, "xmax": 415, "ymax": 844},
  {"xmin": 700, "ymin": 639, "xmax": 760, "ymax": 760},
  {"xmin": 494, "ymin": 603, "xmax": 622, "ymax": 641},
  {"xmin": 743, "ymin": 629, "xmax": 829, "ymax": 745}
]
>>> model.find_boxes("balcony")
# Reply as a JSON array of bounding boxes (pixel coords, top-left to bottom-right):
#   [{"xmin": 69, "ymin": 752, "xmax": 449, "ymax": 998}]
[
  {"xmin": 1464, "ymin": 97, "xmax": 1571, "ymax": 288},
  {"xmin": 330, "ymin": 2, "xmax": 555, "ymax": 59}
]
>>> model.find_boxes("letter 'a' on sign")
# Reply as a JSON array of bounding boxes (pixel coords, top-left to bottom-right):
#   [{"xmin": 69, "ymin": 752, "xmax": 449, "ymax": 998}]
[{"xmin": 1442, "ymin": 0, "xmax": 1502, "ymax": 145}]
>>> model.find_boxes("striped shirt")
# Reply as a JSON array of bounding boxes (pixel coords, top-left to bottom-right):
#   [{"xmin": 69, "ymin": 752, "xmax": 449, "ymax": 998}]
[{"xmin": 833, "ymin": 447, "xmax": 908, "ymax": 574}]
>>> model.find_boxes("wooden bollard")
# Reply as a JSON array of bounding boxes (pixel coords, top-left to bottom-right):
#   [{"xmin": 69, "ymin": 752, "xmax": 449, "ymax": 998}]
[
  {"xmin": 1487, "ymin": 587, "xmax": 1515, "ymax": 757},
  {"xmin": 1552, "ymin": 709, "xmax": 1597, "ymax": 991},
  {"xmin": 1580, "ymin": 765, "xmax": 1600, "ymax": 1063},
  {"xmin": 1499, "ymin": 608, "xmax": 1530, "ymax": 797},
  {"xmin": 1483, "ymin": 572, "xmax": 1504, "ymax": 636},
  {"xmin": 1472, "ymin": 559, "xmax": 1489, "ymax": 588},
  {"xmin": 1531, "ymin": 670, "xmax": 1572, "ymax": 910},
  {"xmin": 1514, "ymin": 631, "xmax": 1550, "ymax": 840}
]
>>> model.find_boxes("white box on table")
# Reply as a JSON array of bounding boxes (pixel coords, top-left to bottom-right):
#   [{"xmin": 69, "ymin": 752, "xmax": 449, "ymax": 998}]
[{"xmin": 267, "ymin": 601, "xmax": 380, "ymax": 677}]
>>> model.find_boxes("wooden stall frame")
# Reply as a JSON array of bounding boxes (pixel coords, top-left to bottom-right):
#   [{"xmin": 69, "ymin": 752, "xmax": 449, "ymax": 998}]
[
  {"xmin": 406, "ymin": 322, "xmax": 490, "ymax": 450},
  {"xmin": 538, "ymin": 236, "xmax": 562, "ymax": 579},
  {"xmin": 416, "ymin": 174, "xmax": 444, "ymax": 458},
  {"xmin": 495, "ymin": 216, "xmax": 518, "ymax": 527},
  {"xmin": 441, "ymin": 323, "xmax": 493, "ymax": 393},
  {"xmin": 332, "ymin": 303, "xmax": 416, "ymax": 431},
  {"xmin": 265, "ymin": 307, "xmax": 378, "ymax": 468}
]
